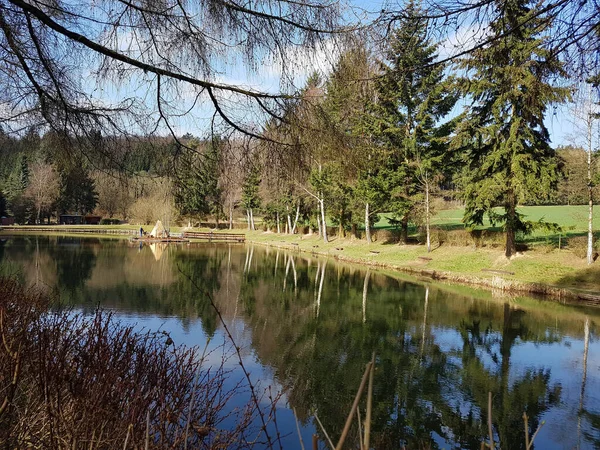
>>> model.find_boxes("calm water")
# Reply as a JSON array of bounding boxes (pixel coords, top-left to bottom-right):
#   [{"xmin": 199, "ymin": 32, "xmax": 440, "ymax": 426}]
[{"xmin": 1, "ymin": 235, "xmax": 600, "ymax": 449}]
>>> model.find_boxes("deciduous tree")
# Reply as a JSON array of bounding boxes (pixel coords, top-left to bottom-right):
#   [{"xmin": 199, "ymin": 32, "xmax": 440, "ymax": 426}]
[{"xmin": 24, "ymin": 160, "xmax": 60, "ymax": 223}]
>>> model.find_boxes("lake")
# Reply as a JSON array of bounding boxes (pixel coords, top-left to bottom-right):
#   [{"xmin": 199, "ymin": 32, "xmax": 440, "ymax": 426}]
[{"xmin": 1, "ymin": 235, "xmax": 599, "ymax": 449}]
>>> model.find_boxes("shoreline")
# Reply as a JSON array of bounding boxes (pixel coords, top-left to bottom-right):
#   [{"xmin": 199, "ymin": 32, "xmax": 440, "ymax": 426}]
[
  {"xmin": 3, "ymin": 226, "xmax": 600, "ymax": 305},
  {"xmin": 244, "ymin": 233, "xmax": 600, "ymax": 306}
]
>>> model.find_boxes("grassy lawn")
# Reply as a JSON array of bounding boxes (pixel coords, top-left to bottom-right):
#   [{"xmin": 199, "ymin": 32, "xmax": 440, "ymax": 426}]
[{"xmin": 374, "ymin": 205, "xmax": 599, "ymax": 241}]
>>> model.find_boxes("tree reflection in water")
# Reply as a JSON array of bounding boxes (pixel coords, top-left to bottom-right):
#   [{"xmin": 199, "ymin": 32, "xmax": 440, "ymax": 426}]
[{"xmin": 1, "ymin": 236, "xmax": 599, "ymax": 449}]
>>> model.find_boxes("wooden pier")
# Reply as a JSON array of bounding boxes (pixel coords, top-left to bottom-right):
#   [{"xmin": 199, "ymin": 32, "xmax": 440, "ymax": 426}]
[
  {"xmin": 130, "ymin": 237, "xmax": 189, "ymax": 243},
  {"xmin": 182, "ymin": 231, "xmax": 245, "ymax": 242}
]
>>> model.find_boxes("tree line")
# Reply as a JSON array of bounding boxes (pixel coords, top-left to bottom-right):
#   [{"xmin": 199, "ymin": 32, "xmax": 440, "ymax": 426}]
[{"xmin": 1, "ymin": 0, "xmax": 599, "ymax": 259}]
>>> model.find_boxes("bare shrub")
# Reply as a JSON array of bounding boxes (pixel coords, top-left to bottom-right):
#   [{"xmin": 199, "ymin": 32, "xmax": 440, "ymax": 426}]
[
  {"xmin": 444, "ymin": 229, "xmax": 474, "ymax": 247},
  {"xmin": 371, "ymin": 229, "xmax": 398, "ymax": 243},
  {"xmin": 0, "ymin": 277, "xmax": 273, "ymax": 449},
  {"xmin": 568, "ymin": 236, "xmax": 591, "ymax": 259},
  {"xmin": 443, "ymin": 229, "xmax": 506, "ymax": 248},
  {"xmin": 416, "ymin": 226, "xmax": 447, "ymax": 247},
  {"xmin": 478, "ymin": 230, "xmax": 506, "ymax": 249}
]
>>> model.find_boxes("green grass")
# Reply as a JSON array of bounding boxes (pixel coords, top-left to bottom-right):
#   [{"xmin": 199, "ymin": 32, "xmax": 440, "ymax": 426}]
[{"xmin": 374, "ymin": 205, "xmax": 599, "ymax": 237}]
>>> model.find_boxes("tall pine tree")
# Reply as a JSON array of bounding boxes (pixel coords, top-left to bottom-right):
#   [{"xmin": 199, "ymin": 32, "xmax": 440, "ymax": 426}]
[
  {"xmin": 375, "ymin": 0, "xmax": 457, "ymax": 244},
  {"xmin": 453, "ymin": 0, "xmax": 569, "ymax": 257}
]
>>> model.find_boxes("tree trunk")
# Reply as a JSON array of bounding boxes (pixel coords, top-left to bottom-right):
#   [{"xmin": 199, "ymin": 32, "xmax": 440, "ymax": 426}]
[
  {"xmin": 316, "ymin": 261, "xmax": 325, "ymax": 318},
  {"xmin": 287, "ymin": 213, "xmax": 292, "ymax": 235},
  {"xmin": 319, "ymin": 195, "xmax": 328, "ymax": 243},
  {"xmin": 229, "ymin": 201, "xmax": 233, "ymax": 230},
  {"xmin": 352, "ymin": 223, "xmax": 358, "ymax": 239},
  {"xmin": 250, "ymin": 208, "xmax": 255, "ymax": 231},
  {"xmin": 420, "ymin": 287, "xmax": 429, "ymax": 360},
  {"xmin": 276, "ymin": 211, "xmax": 281, "ymax": 234},
  {"xmin": 588, "ymin": 180, "xmax": 593, "ymax": 265},
  {"xmin": 425, "ymin": 178, "xmax": 431, "ymax": 253},
  {"xmin": 505, "ymin": 193, "xmax": 517, "ymax": 258},
  {"xmin": 362, "ymin": 269, "xmax": 370, "ymax": 323},
  {"xmin": 577, "ymin": 317, "xmax": 590, "ymax": 445},
  {"xmin": 365, "ymin": 202, "xmax": 371, "ymax": 244},
  {"xmin": 284, "ymin": 254, "xmax": 290, "ymax": 291},
  {"xmin": 291, "ymin": 203, "xmax": 300, "ymax": 234},
  {"xmin": 290, "ymin": 256, "xmax": 297, "ymax": 292},
  {"xmin": 338, "ymin": 207, "xmax": 345, "ymax": 238},
  {"xmin": 317, "ymin": 212, "xmax": 322, "ymax": 237},
  {"xmin": 400, "ymin": 216, "xmax": 408, "ymax": 244},
  {"xmin": 246, "ymin": 209, "xmax": 251, "ymax": 230},
  {"xmin": 587, "ymin": 127, "xmax": 594, "ymax": 265}
]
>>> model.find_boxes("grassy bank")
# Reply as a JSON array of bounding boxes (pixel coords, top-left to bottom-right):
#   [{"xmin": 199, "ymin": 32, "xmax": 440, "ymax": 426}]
[{"xmin": 244, "ymin": 230, "xmax": 600, "ymax": 298}]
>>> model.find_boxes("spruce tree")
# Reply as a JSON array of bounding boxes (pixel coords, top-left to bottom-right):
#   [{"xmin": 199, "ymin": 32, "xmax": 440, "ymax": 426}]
[
  {"xmin": 375, "ymin": 0, "xmax": 457, "ymax": 244},
  {"xmin": 453, "ymin": 0, "xmax": 569, "ymax": 257},
  {"xmin": 0, "ymin": 191, "xmax": 5, "ymax": 217},
  {"xmin": 174, "ymin": 139, "xmax": 222, "ymax": 222}
]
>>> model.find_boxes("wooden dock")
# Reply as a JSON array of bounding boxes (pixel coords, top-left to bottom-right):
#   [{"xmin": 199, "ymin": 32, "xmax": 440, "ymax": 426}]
[
  {"xmin": 130, "ymin": 237, "xmax": 189, "ymax": 243},
  {"xmin": 182, "ymin": 231, "xmax": 245, "ymax": 242}
]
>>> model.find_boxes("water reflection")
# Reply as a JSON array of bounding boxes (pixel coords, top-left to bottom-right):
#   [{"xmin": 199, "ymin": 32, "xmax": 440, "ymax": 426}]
[{"xmin": 1, "ymin": 235, "xmax": 600, "ymax": 449}]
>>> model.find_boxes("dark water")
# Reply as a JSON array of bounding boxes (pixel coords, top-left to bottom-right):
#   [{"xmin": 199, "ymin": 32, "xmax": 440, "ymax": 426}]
[{"xmin": 1, "ymin": 235, "xmax": 600, "ymax": 449}]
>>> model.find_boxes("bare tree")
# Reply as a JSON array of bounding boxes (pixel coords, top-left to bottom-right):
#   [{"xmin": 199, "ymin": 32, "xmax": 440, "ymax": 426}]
[
  {"xmin": 569, "ymin": 82, "xmax": 599, "ymax": 265},
  {"xmin": 94, "ymin": 171, "xmax": 132, "ymax": 219},
  {"xmin": 24, "ymin": 160, "xmax": 60, "ymax": 223},
  {"xmin": 0, "ymin": 0, "xmax": 346, "ymax": 160},
  {"xmin": 219, "ymin": 138, "xmax": 246, "ymax": 229}
]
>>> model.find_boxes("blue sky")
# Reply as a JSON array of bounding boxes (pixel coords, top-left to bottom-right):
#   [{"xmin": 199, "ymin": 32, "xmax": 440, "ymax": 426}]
[{"xmin": 79, "ymin": 0, "xmax": 582, "ymax": 147}]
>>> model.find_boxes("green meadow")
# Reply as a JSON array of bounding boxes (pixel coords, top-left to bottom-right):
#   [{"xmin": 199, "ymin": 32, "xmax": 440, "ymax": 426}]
[{"xmin": 374, "ymin": 205, "xmax": 599, "ymax": 238}]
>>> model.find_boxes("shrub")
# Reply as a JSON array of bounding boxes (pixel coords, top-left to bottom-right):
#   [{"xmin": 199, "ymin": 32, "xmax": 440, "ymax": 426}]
[
  {"xmin": 371, "ymin": 229, "xmax": 398, "ymax": 243},
  {"xmin": 0, "ymin": 277, "xmax": 274, "ymax": 449},
  {"xmin": 445, "ymin": 229, "xmax": 474, "ymax": 247},
  {"xmin": 479, "ymin": 230, "xmax": 505, "ymax": 249},
  {"xmin": 416, "ymin": 227, "xmax": 447, "ymax": 247},
  {"xmin": 568, "ymin": 235, "xmax": 592, "ymax": 259},
  {"xmin": 99, "ymin": 218, "xmax": 120, "ymax": 225}
]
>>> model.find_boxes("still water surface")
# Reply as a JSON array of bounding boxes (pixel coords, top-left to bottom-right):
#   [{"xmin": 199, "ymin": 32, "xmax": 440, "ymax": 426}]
[{"xmin": 1, "ymin": 235, "xmax": 599, "ymax": 449}]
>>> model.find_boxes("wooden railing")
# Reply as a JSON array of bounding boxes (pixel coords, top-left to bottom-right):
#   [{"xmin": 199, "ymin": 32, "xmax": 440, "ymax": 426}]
[{"xmin": 0, "ymin": 226, "xmax": 137, "ymax": 235}]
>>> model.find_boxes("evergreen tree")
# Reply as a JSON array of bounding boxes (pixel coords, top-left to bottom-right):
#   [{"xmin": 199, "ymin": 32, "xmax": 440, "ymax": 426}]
[
  {"xmin": 453, "ymin": 0, "xmax": 569, "ymax": 257},
  {"xmin": 5, "ymin": 154, "xmax": 29, "ymax": 201},
  {"xmin": 57, "ymin": 161, "xmax": 98, "ymax": 215},
  {"xmin": 374, "ymin": 0, "xmax": 457, "ymax": 244},
  {"xmin": 0, "ymin": 191, "xmax": 5, "ymax": 217},
  {"xmin": 5, "ymin": 154, "xmax": 33, "ymax": 223},
  {"xmin": 174, "ymin": 139, "xmax": 222, "ymax": 221},
  {"xmin": 323, "ymin": 43, "xmax": 384, "ymax": 241}
]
